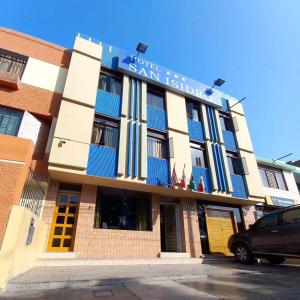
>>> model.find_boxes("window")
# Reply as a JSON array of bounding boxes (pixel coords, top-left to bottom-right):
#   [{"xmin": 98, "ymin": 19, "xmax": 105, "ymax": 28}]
[
  {"xmin": 219, "ymin": 113, "xmax": 233, "ymax": 131},
  {"xmin": 256, "ymin": 213, "xmax": 280, "ymax": 229},
  {"xmin": 258, "ymin": 165, "xmax": 287, "ymax": 190},
  {"xmin": 94, "ymin": 187, "xmax": 152, "ymax": 231},
  {"xmin": 282, "ymin": 208, "xmax": 300, "ymax": 225},
  {"xmin": 91, "ymin": 117, "xmax": 119, "ymax": 148},
  {"xmin": 190, "ymin": 143, "xmax": 207, "ymax": 168},
  {"xmin": 186, "ymin": 100, "xmax": 200, "ymax": 122},
  {"xmin": 259, "ymin": 168, "xmax": 269, "ymax": 187},
  {"xmin": 98, "ymin": 72, "xmax": 122, "ymax": 95},
  {"xmin": 0, "ymin": 106, "xmax": 23, "ymax": 136},
  {"xmin": 0, "ymin": 48, "xmax": 28, "ymax": 78},
  {"xmin": 297, "ymin": 183, "xmax": 300, "ymax": 194},
  {"xmin": 147, "ymin": 88, "xmax": 165, "ymax": 110},
  {"xmin": 147, "ymin": 131, "xmax": 167, "ymax": 159},
  {"xmin": 227, "ymin": 152, "xmax": 239, "ymax": 175}
]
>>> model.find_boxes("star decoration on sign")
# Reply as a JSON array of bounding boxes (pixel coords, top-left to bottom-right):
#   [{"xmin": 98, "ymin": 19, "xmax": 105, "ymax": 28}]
[
  {"xmin": 182, "ymin": 77, "xmax": 186, "ymax": 81},
  {"xmin": 174, "ymin": 74, "xmax": 178, "ymax": 78},
  {"xmin": 166, "ymin": 71, "xmax": 171, "ymax": 75}
]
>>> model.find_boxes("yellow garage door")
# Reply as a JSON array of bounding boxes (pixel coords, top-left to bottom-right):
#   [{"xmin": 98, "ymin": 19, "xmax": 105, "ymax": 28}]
[{"xmin": 206, "ymin": 208, "xmax": 237, "ymax": 256}]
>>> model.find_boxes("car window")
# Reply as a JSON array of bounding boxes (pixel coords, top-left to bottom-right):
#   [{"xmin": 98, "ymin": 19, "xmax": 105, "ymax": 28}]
[
  {"xmin": 256, "ymin": 213, "xmax": 280, "ymax": 229},
  {"xmin": 282, "ymin": 208, "xmax": 300, "ymax": 225}
]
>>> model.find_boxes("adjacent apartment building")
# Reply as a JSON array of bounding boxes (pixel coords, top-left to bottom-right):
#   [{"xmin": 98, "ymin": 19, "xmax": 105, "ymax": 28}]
[
  {"xmin": 0, "ymin": 27, "xmax": 265, "ymax": 262},
  {"xmin": 255, "ymin": 157, "xmax": 300, "ymax": 218}
]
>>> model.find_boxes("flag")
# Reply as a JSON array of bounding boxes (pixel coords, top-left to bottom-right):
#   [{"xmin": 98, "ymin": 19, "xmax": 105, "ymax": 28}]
[
  {"xmin": 170, "ymin": 163, "xmax": 178, "ymax": 188},
  {"xmin": 197, "ymin": 176, "xmax": 206, "ymax": 192},
  {"xmin": 180, "ymin": 164, "xmax": 186, "ymax": 188},
  {"xmin": 188, "ymin": 173, "xmax": 196, "ymax": 191}
]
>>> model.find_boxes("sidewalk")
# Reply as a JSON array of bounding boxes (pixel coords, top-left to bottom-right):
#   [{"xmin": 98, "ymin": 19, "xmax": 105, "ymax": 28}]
[{"xmin": 5, "ymin": 261, "xmax": 277, "ymax": 291}]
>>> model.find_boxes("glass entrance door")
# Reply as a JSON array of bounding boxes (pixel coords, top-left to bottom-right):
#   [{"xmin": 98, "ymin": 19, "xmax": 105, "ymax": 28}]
[{"xmin": 47, "ymin": 192, "xmax": 80, "ymax": 252}]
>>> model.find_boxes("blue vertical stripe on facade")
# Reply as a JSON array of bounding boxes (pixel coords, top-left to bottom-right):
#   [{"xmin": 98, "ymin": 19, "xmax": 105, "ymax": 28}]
[
  {"xmin": 147, "ymin": 157, "xmax": 170, "ymax": 186},
  {"xmin": 231, "ymin": 174, "xmax": 247, "ymax": 199},
  {"xmin": 135, "ymin": 80, "xmax": 139, "ymax": 120},
  {"xmin": 134, "ymin": 123, "xmax": 139, "ymax": 177},
  {"xmin": 211, "ymin": 144, "xmax": 222, "ymax": 190},
  {"xmin": 101, "ymin": 44, "xmax": 119, "ymax": 70},
  {"xmin": 216, "ymin": 144, "xmax": 227, "ymax": 191},
  {"xmin": 187, "ymin": 119, "xmax": 204, "ymax": 142},
  {"xmin": 147, "ymin": 106, "xmax": 167, "ymax": 131},
  {"xmin": 206, "ymin": 106, "xmax": 218, "ymax": 142},
  {"xmin": 222, "ymin": 130, "xmax": 238, "ymax": 151},
  {"xmin": 192, "ymin": 166, "xmax": 212, "ymax": 193},
  {"xmin": 95, "ymin": 90, "xmax": 121, "ymax": 118},
  {"xmin": 87, "ymin": 145, "xmax": 117, "ymax": 178},
  {"xmin": 133, "ymin": 80, "xmax": 140, "ymax": 177}
]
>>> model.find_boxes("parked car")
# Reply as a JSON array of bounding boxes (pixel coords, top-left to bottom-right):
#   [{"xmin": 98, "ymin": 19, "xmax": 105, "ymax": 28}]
[{"xmin": 228, "ymin": 205, "xmax": 300, "ymax": 264}]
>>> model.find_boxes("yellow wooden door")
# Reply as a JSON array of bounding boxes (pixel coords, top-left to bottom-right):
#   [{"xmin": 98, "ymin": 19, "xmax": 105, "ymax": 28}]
[
  {"xmin": 47, "ymin": 192, "xmax": 80, "ymax": 252},
  {"xmin": 206, "ymin": 208, "xmax": 237, "ymax": 256}
]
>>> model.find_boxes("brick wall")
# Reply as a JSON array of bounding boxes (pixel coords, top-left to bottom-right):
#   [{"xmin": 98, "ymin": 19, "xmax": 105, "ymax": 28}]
[
  {"xmin": 0, "ymin": 162, "xmax": 24, "ymax": 246},
  {"xmin": 180, "ymin": 199, "xmax": 202, "ymax": 257},
  {"xmin": 74, "ymin": 186, "xmax": 161, "ymax": 258},
  {"xmin": 0, "ymin": 84, "xmax": 62, "ymax": 119}
]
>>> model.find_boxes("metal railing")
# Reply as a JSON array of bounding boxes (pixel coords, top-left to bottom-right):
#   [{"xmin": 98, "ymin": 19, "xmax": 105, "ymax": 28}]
[
  {"xmin": 20, "ymin": 168, "xmax": 45, "ymax": 216},
  {"xmin": 0, "ymin": 48, "xmax": 28, "ymax": 78}
]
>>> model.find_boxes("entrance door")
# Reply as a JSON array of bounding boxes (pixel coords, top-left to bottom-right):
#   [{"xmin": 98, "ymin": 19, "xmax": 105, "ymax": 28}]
[
  {"xmin": 206, "ymin": 208, "xmax": 237, "ymax": 256},
  {"xmin": 160, "ymin": 204, "xmax": 180, "ymax": 252},
  {"xmin": 47, "ymin": 192, "xmax": 80, "ymax": 252}
]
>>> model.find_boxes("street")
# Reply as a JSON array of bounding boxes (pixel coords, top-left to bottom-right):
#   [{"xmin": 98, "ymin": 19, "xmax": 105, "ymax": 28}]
[{"xmin": 1, "ymin": 260, "xmax": 300, "ymax": 299}]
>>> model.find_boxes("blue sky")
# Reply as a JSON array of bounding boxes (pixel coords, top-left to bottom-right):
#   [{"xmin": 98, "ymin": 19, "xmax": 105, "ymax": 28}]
[{"xmin": 2, "ymin": 0, "xmax": 299, "ymax": 161}]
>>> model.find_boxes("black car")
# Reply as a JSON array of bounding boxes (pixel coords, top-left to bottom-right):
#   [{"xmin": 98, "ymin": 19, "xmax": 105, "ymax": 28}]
[{"xmin": 228, "ymin": 205, "xmax": 300, "ymax": 264}]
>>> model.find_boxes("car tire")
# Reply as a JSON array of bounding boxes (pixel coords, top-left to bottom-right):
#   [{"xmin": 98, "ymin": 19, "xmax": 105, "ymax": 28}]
[
  {"xmin": 233, "ymin": 243, "xmax": 255, "ymax": 264},
  {"xmin": 266, "ymin": 256, "xmax": 285, "ymax": 265}
]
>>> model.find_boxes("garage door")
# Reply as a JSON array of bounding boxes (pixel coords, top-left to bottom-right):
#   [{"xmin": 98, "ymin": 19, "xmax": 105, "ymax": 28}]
[{"xmin": 206, "ymin": 208, "xmax": 237, "ymax": 256}]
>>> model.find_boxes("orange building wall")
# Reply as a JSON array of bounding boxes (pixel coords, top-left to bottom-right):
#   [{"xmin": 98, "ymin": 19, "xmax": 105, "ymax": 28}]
[
  {"xmin": 0, "ymin": 135, "xmax": 34, "ymax": 247},
  {"xmin": 0, "ymin": 27, "xmax": 71, "ymax": 68},
  {"xmin": 0, "ymin": 84, "xmax": 62, "ymax": 119}
]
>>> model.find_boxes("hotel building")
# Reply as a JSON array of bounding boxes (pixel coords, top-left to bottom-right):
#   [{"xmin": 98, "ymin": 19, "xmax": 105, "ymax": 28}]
[{"xmin": 0, "ymin": 27, "xmax": 266, "ymax": 277}]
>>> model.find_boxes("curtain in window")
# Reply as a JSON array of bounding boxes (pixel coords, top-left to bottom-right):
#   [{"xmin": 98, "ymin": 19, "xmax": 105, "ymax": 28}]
[
  {"xmin": 91, "ymin": 123, "xmax": 103, "ymax": 144},
  {"xmin": 92, "ymin": 122, "xmax": 119, "ymax": 148},
  {"xmin": 147, "ymin": 137, "xmax": 166, "ymax": 158},
  {"xmin": 147, "ymin": 92, "xmax": 164, "ymax": 110},
  {"xmin": 104, "ymin": 126, "xmax": 118, "ymax": 148},
  {"xmin": 0, "ymin": 107, "xmax": 23, "ymax": 136},
  {"xmin": 266, "ymin": 170, "xmax": 278, "ymax": 189}
]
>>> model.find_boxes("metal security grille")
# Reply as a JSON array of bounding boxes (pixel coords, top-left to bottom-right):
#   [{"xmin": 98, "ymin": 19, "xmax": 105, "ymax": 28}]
[
  {"xmin": 0, "ymin": 48, "xmax": 28, "ymax": 78},
  {"xmin": 20, "ymin": 168, "xmax": 45, "ymax": 216}
]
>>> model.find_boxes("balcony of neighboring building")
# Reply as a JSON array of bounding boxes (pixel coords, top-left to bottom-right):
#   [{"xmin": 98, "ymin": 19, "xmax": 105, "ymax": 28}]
[{"xmin": 0, "ymin": 48, "xmax": 28, "ymax": 90}]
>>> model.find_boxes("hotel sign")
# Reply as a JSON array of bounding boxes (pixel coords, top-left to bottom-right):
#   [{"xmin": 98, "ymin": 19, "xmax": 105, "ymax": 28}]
[
  {"xmin": 271, "ymin": 196, "xmax": 294, "ymax": 207},
  {"xmin": 118, "ymin": 53, "xmax": 222, "ymax": 108}
]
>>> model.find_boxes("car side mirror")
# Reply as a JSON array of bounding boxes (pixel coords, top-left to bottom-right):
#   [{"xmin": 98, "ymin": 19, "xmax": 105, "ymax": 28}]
[{"xmin": 249, "ymin": 224, "xmax": 255, "ymax": 231}]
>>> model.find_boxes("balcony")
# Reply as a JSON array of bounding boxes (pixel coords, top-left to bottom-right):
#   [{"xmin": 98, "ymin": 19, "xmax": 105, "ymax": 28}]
[
  {"xmin": 86, "ymin": 144, "xmax": 117, "ymax": 179},
  {"xmin": 222, "ymin": 130, "xmax": 237, "ymax": 151},
  {"xmin": 147, "ymin": 106, "xmax": 167, "ymax": 131},
  {"xmin": 95, "ymin": 90, "xmax": 121, "ymax": 119},
  {"xmin": 192, "ymin": 166, "xmax": 212, "ymax": 193},
  {"xmin": 188, "ymin": 119, "xmax": 204, "ymax": 142},
  {"xmin": 231, "ymin": 174, "xmax": 247, "ymax": 199},
  {"xmin": 147, "ymin": 157, "xmax": 170, "ymax": 186}
]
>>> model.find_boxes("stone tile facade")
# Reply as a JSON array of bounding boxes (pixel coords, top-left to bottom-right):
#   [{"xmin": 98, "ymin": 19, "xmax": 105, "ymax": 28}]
[
  {"xmin": 74, "ymin": 186, "xmax": 161, "ymax": 258},
  {"xmin": 42, "ymin": 182, "xmax": 205, "ymax": 258}
]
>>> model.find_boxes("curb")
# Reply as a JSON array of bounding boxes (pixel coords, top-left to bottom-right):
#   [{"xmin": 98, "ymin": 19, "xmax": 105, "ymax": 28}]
[{"xmin": 5, "ymin": 274, "xmax": 211, "ymax": 292}]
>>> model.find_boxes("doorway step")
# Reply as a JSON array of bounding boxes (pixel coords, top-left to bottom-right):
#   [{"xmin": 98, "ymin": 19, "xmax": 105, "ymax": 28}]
[
  {"xmin": 37, "ymin": 253, "xmax": 202, "ymax": 267},
  {"xmin": 159, "ymin": 252, "xmax": 191, "ymax": 258}
]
